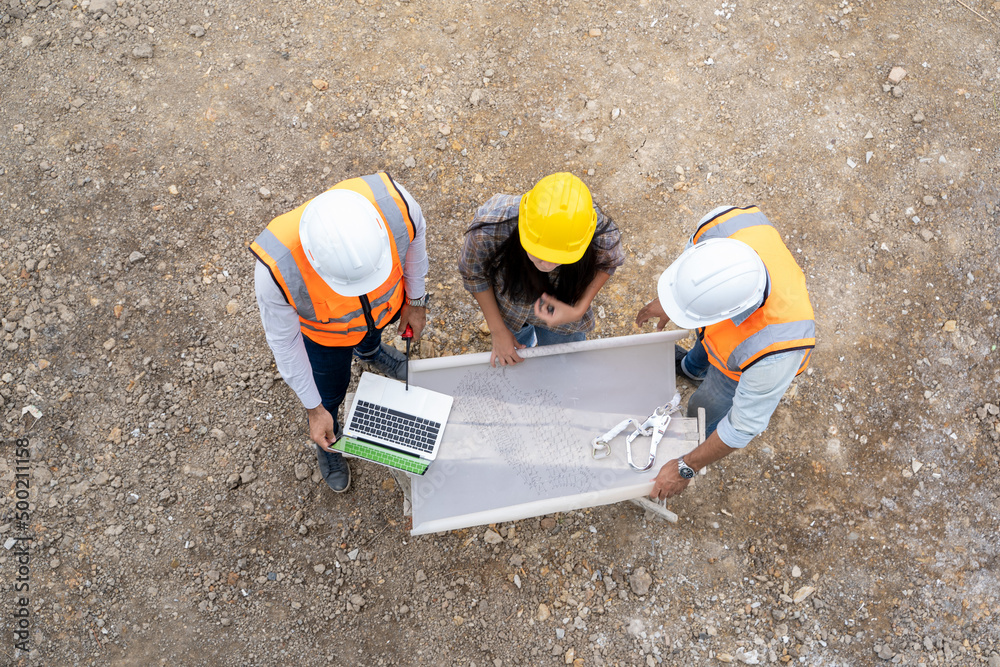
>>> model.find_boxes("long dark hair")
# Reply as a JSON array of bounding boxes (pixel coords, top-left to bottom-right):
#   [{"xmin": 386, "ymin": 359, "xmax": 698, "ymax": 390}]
[{"xmin": 471, "ymin": 217, "xmax": 618, "ymax": 306}]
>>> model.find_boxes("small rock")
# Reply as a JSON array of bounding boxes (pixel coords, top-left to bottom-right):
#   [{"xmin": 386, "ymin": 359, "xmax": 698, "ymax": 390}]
[
  {"xmin": 922, "ymin": 195, "xmax": 936, "ymax": 206},
  {"xmin": 438, "ymin": 123, "xmax": 452, "ymax": 136},
  {"xmin": 717, "ymin": 654, "xmax": 734, "ymax": 664},
  {"xmin": 220, "ymin": 617, "xmax": 232, "ymax": 627},
  {"xmin": 88, "ymin": 0, "xmax": 115, "ymax": 14},
  {"xmin": 564, "ymin": 648, "xmax": 575, "ymax": 664},
  {"xmin": 210, "ymin": 427, "xmax": 227, "ymax": 441},
  {"xmin": 484, "ymin": 529, "xmax": 503, "ymax": 545},
  {"xmin": 588, "ymin": 28, "xmax": 602, "ymax": 37},
  {"xmin": 189, "ymin": 24, "xmax": 206, "ymax": 37},
  {"xmin": 473, "ymin": 173, "xmax": 484, "ymax": 184},
  {"xmin": 891, "ymin": 86, "xmax": 904, "ymax": 98},
  {"xmin": 131, "ymin": 44, "xmax": 153, "ymax": 59},
  {"xmin": 348, "ymin": 548, "xmax": 359, "ymax": 561},
  {"xmin": 225, "ymin": 300, "xmax": 239, "ymax": 316},
  {"xmin": 540, "ymin": 517, "xmax": 556, "ymax": 530},
  {"xmin": 403, "ymin": 156, "xmax": 416, "ymax": 168},
  {"xmin": 887, "ymin": 66, "xmax": 907, "ymax": 84},
  {"xmin": 128, "ymin": 251, "xmax": 146, "ymax": 263},
  {"xmin": 415, "ymin": 569, "xmax": 427, "ymax": 583},
  {"xmin": 312, "ymin": 79, "xmax": 329, "ymax": 91},
  {"xmin": 537, "ymin": 603, "xmax": 551, "ymax": 621},
  {"xmin": 876, "ymin": 643, "xmax": 896, "ymax": 660},
  {"xmin": 629, "ymin": 567, "xmax": 652, "ymax": 595},
  {"xmin": 469, "ymin": 89, "xmax": 485, "ymax": 106},
  {"xmin": 259, "ymin": 187, "xmax": 271, "ymax": 200},
  {"xmin": 792, "ymin": 586, "xmax": 816, "ymax": 603},
  {"xmin": 791, "ymin": 565, "xmax": 801, "ymax": 578},
  {"xmin": 987, "ymin": 654, "xmax": 1000, "ymax": 667},
  {"xmin": 943, "ymin": 320, "xmax": 957, "ymax": 332},
  {"xmin": 168, "ymin": 184, "xmax": 180, "ymax": 196},
  {"xmin": 294, "ymin": 463, "xmax": 311, "ymax": 481},
  {"xmin": 226, "ymin": 473, "xmax": 241, "ymax": 489},
  {"xmin": 919, "ymin": 229, "xmax": 934, "ymax": 242},
  {"xmin": 912, "ymin": 111, "xmax": 925, "ymax": 124},
  {"xmin": 313, "ymin": 563, "xmax": 326, "ymax": 574}
]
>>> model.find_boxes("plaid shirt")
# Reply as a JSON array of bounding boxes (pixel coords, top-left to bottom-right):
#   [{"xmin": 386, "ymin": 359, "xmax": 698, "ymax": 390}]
[{"xmin": 459, "ymin": 194, "xmax": 625, "ymax": 335}]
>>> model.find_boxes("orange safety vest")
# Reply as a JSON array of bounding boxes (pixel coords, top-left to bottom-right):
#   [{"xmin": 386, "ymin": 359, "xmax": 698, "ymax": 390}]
[
  {"xmin": 249, "ymin": 172, "xmax": 416, "ymax": 346},
  {"xmin": 692, "ymin": 206, "xmax": 816, "ymax": 381}
]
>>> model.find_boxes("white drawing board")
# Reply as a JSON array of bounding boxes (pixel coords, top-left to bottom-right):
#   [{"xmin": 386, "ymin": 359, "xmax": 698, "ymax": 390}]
[{"xmin": 408, "ymin": 330, "xmax": 696, "ymax": 535}]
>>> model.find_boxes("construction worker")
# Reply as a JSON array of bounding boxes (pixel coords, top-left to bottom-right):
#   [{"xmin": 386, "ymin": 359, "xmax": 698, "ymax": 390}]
[
  {"xmin": 250, "ymin": 172, "xmax": 429, "ymax": 493},
  {"xmin": 460, "ymin": 173, "xmax": 624, "ymax": 367},
  {"xmin": 635, "ymin": 205, "xmax": 815, "ymax": 500}
]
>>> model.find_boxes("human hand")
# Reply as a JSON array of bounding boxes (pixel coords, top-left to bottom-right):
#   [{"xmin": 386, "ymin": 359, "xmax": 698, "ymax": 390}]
[
  {"xmin": 490, "ymin": 328, "xmax": 526, "ymax": 368},
  {"xmin": 649, "ymin": 458, "xmax": 691, "ymax": 500},
  {"xmin": 635, "ymin": 298, "xmax": 670, "ymax": 330},
  {"xmin": 398, "ymin": 303, "xmax": 426, "ymax": 341},
  {"xmin": 307, "ymin": 405, "xmax": 336, "ymax": 452},
  {"xmin": 532, "ymin": 293, "xmax": 582, "ymax": 327}
]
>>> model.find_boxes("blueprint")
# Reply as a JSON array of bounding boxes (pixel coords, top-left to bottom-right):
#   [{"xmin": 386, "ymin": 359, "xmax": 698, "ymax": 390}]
[{"xmin": 408, "ymin": 331, "xmax": 699, "ymax": 535}]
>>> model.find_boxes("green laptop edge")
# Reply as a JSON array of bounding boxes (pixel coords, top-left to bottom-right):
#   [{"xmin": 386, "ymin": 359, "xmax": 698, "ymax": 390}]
[{"xmin": 331, "ymin": 436, "xmax": 430, "ymax": 475}]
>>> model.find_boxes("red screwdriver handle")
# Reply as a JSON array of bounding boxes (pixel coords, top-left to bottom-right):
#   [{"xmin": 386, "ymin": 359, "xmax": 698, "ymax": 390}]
[{"xmin": 402, "ymin": 324, "xmax": 414, "ymax": 339}]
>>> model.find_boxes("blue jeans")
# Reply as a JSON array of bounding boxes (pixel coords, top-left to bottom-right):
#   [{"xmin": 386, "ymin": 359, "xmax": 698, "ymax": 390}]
[
  {"xmin": 679, "ymin": 339, "xmax": 738, "ymax": 437},
  {"xmin": 302, "ymin": 325, "xmax": 384, "ymax": 434},
  {"xmin": 514, "ymin": 324, "xmax": 586, "ymax": 347}
]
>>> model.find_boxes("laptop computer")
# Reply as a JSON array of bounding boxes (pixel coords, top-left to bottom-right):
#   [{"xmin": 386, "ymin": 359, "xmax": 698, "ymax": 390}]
[{"xmin": 332, "ymin": 372, "xmax": 454, "ymax": 475}]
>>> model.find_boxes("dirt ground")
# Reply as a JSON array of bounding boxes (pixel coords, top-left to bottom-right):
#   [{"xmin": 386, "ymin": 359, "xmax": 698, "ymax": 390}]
[{"xmin": 2, "ymin": 0, "xmax": 1000, "ymax": 664}]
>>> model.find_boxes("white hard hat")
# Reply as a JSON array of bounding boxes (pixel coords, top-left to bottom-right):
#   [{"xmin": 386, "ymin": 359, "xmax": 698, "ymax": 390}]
[
  {"xmin": 657, "ymin": 238, "xmax": 767, "ymax": 329},
  {"xmin": 299, "ymin": 189, "xmax": 393, "ymax": 297}
]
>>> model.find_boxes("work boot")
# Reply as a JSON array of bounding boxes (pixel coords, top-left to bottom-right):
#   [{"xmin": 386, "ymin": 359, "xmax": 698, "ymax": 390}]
[
  {"xmin": 675, "ymin": 346, "xmax": 705, "ymax": 384},
  {"xmin": 316, "ymin": 447, "xmax": 351, "ymax": 493},
  {"xmin": 355, "ymin": 343, "xmax": 406, "ymax": 381}
]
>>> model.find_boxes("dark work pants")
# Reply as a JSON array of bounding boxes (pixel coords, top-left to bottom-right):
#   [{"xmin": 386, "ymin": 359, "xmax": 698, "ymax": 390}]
[{"xmin": 302, "ymin": 324, "xmax": 384, "ymax": 435}]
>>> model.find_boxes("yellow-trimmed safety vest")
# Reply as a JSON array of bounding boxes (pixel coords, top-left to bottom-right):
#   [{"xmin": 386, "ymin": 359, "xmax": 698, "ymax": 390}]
[
  {"xmin": 692, "ymin": 206, "xmax": 816, "ymax": 381},
  {"xmin": 249, "ymin": 172, "xmax": 415, "ymax": 346}
]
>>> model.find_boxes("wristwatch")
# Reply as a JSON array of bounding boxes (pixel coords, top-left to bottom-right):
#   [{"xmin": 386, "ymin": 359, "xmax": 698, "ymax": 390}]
[
  {"xmin": 677, "ymin": 457, "xmax": 696, "ymax": 480},
  {"xmin": 406, "ymin": 293, "xmax": 429, "ymax": 308}
]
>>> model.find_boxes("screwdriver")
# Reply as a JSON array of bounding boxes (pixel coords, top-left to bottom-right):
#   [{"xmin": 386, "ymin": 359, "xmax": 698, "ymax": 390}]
[{"xmin": 402, "ymin": 324, "xmax": 413, "ymax": 390}]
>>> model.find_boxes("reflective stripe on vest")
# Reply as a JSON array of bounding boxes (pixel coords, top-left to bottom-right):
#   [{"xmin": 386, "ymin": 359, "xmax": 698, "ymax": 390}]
[
  {"xmin": 692, "ymin": 206, "xmax": 771, "ymax": 243},
  {"xmin": 359, "ymin": 173, "xmax": 410, "ymax": 271},
  {"xmin": 253, "ymin": 227, "xmax": 317, "ymax": 321},
  {"xmin": 693, "ymin": 206, "xmax": 816, "ymax": 381},
  {"xmin": 249, "ymin": 172, "xmax": 414, "ymax": 346}
]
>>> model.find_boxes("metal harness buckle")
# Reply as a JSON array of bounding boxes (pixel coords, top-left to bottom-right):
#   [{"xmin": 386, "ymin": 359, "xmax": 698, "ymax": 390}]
[{"xmin": 591, "ymin": 393, "xmax": 682, "ymax": 472}]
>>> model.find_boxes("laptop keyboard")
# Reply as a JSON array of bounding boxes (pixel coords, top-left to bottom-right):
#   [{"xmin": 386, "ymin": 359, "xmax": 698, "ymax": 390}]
[{"xmin": 349, "ymin": 400, "xmax": 441, "ymax": 454}]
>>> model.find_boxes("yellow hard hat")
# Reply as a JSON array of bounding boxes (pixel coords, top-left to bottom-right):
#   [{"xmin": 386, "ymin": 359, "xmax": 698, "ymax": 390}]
[{"xmin": 518, "ymin": 173, "xmax": 597, "ymax": 264}]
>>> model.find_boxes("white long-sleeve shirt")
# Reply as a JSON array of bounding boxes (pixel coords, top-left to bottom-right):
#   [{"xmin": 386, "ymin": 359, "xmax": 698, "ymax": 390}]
[{"xmin": 254, "ymin": 183, "xmax": 428, "ymax": 409}]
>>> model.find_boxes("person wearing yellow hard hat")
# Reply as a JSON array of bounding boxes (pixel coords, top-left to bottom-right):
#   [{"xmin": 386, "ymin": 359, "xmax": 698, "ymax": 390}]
[{"xmin": 459, "ymin": 173, "xmax": 624, "ymax": 367}]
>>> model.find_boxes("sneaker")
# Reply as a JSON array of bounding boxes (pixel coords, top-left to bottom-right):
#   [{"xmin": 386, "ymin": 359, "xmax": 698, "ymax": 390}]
[
  {"xmin": 316, "ymin": 447, "xmax": 351, "ymax": 493},
  {"xmin": 356, "ymin": 342, "xmax": 406, "ymax": 381},
  {"xmin": 675, "ymin": 346, "xmax": 705, "ymax": 384}
]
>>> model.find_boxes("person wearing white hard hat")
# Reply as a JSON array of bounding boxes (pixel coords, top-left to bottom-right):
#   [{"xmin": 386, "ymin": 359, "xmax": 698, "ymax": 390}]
[
  {"xmin": 636, "ymin": 205, "xmax": 816, "ymax": 500},
  {"xmin": 250, "ymin": 173, "xmax": 429, "ymax": 493}
]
